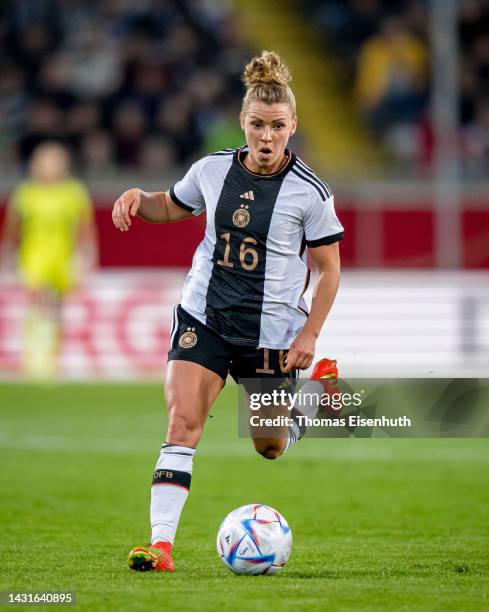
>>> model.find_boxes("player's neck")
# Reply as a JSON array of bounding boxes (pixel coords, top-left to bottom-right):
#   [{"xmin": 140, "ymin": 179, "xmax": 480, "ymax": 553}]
[{"xmin": 243, "ymin": 151, "xmax": 289, "ymax": 175}]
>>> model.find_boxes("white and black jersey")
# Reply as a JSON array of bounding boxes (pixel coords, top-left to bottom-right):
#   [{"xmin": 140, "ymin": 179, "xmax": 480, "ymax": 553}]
[{"xmin": 169, "ymin": 146, "xmax": 344, "ymax": 349}]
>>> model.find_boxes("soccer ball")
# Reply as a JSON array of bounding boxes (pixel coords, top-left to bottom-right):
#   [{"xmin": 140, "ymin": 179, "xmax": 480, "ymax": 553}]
[{"xmin": 216, "ymin": 504, "xmax": 292, "ymax": 575}]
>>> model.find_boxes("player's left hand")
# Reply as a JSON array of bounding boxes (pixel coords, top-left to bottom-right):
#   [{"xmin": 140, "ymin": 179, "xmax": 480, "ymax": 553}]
[{"xmin": 283, "ymin": 330, "xmax": 316, "ymax": 372}]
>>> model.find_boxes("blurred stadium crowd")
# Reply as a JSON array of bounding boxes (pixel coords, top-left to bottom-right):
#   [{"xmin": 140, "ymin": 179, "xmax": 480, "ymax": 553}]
[
  {"xmin": 0, "ymin": 0, "xmax": 488, "ymax": 180},
  {"xmin": 305, "ymin": 0, "xmax": 489, "ymax": 178},
  {"xmin": 0, "ymin": 0, "xmax": 248, "ymax": 179}
]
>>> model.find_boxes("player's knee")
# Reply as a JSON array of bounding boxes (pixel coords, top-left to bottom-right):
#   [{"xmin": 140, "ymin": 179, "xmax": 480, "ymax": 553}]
[
  {"xmin": 167, "ymin": 409, "xmax": 202, "ymax": 440},
  {"xmin": 256, "ymin": 444, "xmax": 283, "ymax": 460}
]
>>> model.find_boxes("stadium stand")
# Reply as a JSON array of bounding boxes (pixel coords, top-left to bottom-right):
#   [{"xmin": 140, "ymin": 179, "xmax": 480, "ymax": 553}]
[
  {"xmin": 0, "ymin": 0, "xmax": 248, "ymax": 178},
  {"xmin": 304, "ymin": 0, "xmax": 489, "ymax": 179},
  {"xmin": 1, "ymin": 1, "xmax": 487, "ymax": 180}
]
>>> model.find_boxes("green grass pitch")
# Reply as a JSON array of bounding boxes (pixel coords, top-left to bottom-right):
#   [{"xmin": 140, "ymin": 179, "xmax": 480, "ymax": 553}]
[{"xmin": 0, "ymin": 383, "xmax": 488, "ymax": 611}]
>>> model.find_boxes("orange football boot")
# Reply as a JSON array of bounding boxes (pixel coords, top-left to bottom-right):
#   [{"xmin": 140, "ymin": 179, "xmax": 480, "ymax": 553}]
[
  {"xmin": 128, "ymin": 541, "xmax": 175, "ymax": 572},
  {"xmin": 311, "ymin": 358, "xmax": 341, "ymax": 417}
]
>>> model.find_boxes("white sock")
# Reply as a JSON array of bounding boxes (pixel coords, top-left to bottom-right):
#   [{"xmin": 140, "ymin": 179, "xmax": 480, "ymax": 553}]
[
  {"xmin": 281, "ymin": 409, "xmax": 306, "ymax": 454},
  {"xmin": 150, "ymin": 444, "xmax": 195, "ymax": 545},
  {"xmin": 282, "ymin": 380, "xmax": 327, "ymax": 454},
  {"xmin": 295, "ymin": 380, "xmax": 325, "ymax": 419}
]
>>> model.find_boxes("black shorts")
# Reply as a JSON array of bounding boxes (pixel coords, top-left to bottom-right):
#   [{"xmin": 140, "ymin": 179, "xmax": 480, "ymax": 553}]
[{"xmin": 168, "ymin": 305, "xmax": 297, "ymax": 392}]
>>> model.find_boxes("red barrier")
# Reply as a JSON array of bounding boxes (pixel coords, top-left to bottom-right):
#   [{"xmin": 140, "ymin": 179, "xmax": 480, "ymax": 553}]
[
  {"xmin": 96, "ymin": 205, "xmax": 206, "ymax": 267},
  {"xmin": 1, "ymin": 198, "xmax": 488, "ymax": 268}
]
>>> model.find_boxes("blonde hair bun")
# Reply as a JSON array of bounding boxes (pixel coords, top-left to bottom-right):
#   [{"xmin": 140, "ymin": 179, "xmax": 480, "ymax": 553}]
[{"xmin": 243, "ymin": 51, "xmax": 292, "ymax": 88}]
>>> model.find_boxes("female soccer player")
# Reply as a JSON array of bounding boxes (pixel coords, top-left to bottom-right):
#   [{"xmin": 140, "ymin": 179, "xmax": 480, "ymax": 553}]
[
  {"xmin": 112, "ymin": 51, "xmax": 343, "ymax": 572},
  {"xmin": 1, "ymin": 142, "xmax": 98, "ymax": 378}
]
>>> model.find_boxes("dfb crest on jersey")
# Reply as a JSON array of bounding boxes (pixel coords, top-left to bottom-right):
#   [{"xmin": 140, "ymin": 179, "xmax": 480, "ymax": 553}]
[
  {"xmin": 233, "ymin": 204, "xmax": 250, "ymax": 228},
  {"xmin": 179, "ymin": 327, "xmax": 198, "ymax": 349}
]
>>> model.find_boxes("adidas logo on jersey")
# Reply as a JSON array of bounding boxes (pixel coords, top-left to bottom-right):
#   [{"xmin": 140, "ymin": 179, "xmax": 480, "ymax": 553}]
[{"xmin": 240, "ymin": 191, "xmax": 254, "ymax": 201}]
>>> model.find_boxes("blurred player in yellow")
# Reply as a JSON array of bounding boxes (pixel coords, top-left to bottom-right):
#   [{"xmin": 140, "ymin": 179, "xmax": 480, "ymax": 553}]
[{"xmin": 1, "ymin": 142, "xmax": 98, "ymax": 378}]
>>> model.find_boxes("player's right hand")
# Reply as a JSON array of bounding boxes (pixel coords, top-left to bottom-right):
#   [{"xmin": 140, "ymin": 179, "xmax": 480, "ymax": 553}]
[{"xmin": 112, "ymin": 188, "xmax": 143, "ymax": 231}]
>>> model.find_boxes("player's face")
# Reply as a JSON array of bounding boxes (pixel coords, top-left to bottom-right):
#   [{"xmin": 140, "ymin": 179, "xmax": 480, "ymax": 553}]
[
  {"xmin": 30, "ymin": 145, "xmax": 70, "ymax": 183},
  {"xmin": 241, "ymin": 102, "xmax": 297, "ymax": 174}
]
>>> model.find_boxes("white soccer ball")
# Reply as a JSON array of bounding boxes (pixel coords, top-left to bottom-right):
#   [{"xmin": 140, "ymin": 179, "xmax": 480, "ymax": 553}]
[{"xmin": 216, "ymin": 504, "xmax": 292, "ymax": 575}]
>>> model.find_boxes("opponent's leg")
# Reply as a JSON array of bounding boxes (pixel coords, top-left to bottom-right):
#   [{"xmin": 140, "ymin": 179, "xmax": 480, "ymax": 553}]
[
  {"xmin": 23, "ymin": 288, "xmax": 62, "ymax": 379},
  {"xmin": 129, "ymin": 360, "xmax": 224, "ymax": 571}
]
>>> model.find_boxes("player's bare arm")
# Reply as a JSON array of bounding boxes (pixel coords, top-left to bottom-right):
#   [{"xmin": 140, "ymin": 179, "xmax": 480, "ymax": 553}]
[
  {"xmin": 112, "ymin": 189, "xmax": 192, "ymax": 231},
  {"xmin": 284, "ymin": 242, "xmax": 340, "ymax": 372}
]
